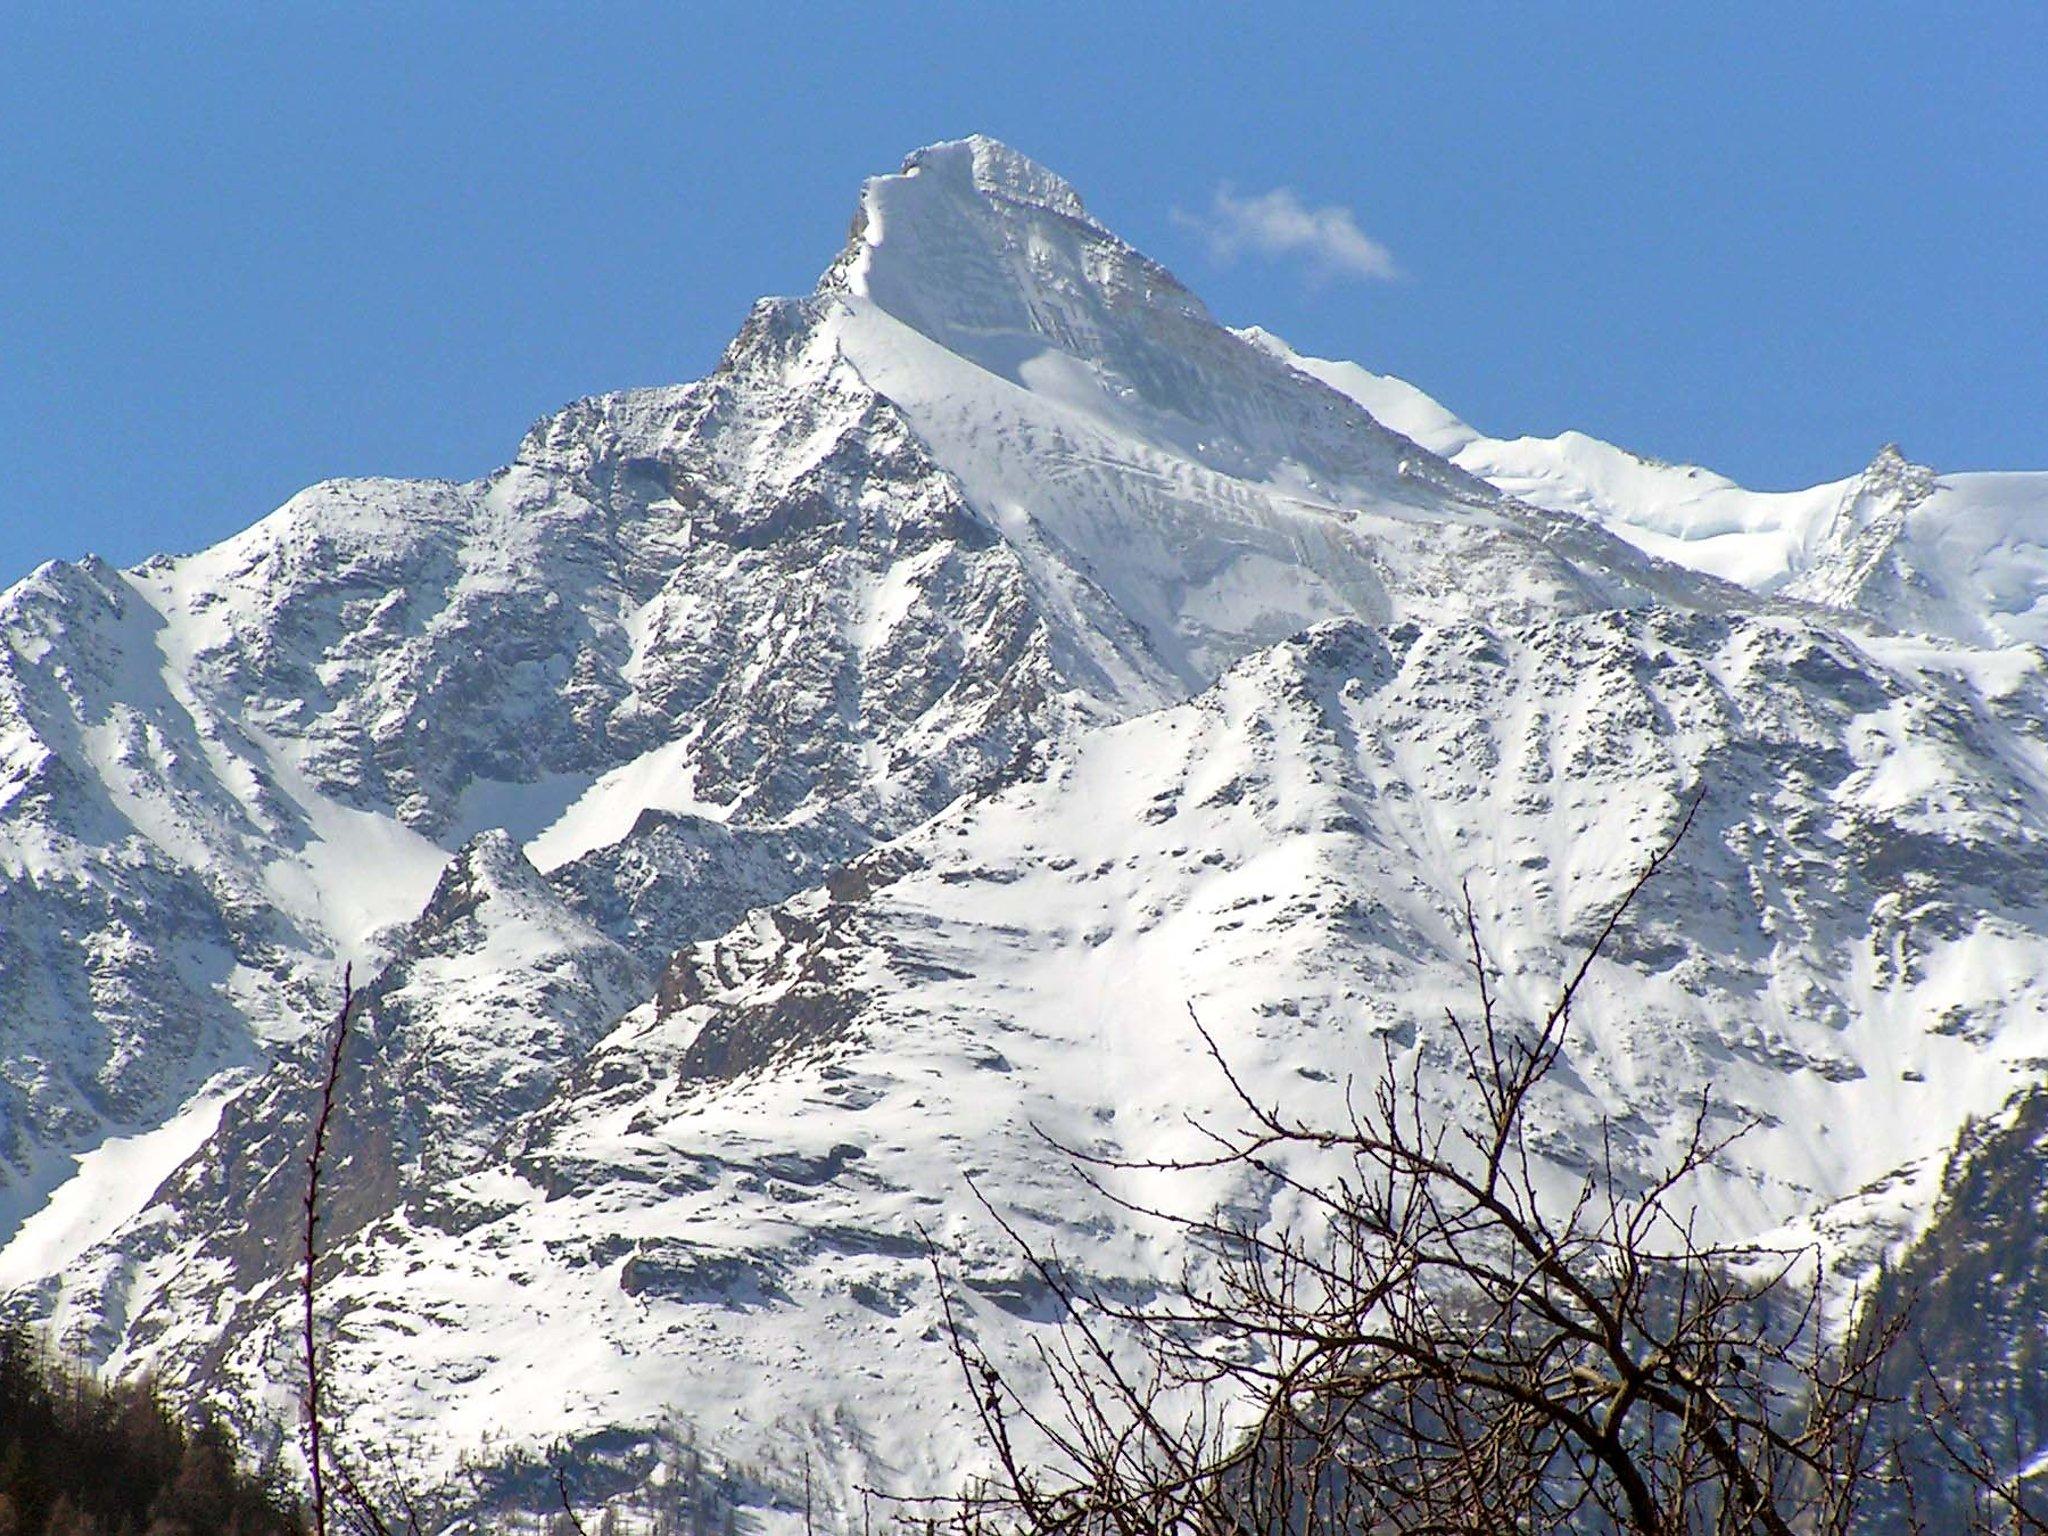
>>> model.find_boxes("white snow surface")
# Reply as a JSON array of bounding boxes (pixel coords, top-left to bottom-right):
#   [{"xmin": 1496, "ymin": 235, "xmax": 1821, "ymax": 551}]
[
  {"xmin": 64, "ymin": 608, "xmax": 2048, "ymax": 1509},
  {"xmin": 0, "ymin": 1076, "xmax": 241, "ymax": 1291},
  {"xmin": 3, "ymin": 135, "xmax": 2046, "ymax": 1525},
  {"xmin": 1246, "ymin": 328, "xmax": 2048, "ymax": 645}
]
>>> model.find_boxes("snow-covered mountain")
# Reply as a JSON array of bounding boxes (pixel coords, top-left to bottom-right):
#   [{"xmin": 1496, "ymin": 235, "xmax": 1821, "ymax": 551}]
[
  {"xmin": 0, "ymin": 136, "xmax": 1728, "ymax": 1275},
  {"xmin": 1250, "ymin": 327, "xmax": 2048, "ymax": 646},
  {"xmin": 3, "ymin": 136, "xmax": 2046, "ymax": 1524}
]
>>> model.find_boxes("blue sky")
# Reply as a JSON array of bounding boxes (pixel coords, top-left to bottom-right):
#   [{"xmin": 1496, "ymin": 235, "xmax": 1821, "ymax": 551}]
[{"xmin": 3, "ymin": 4, "xmax": 2041, "ymax": 586}]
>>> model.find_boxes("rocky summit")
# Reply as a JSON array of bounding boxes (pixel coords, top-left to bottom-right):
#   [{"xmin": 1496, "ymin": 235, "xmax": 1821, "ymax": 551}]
[{"xmin": 3, "ymin": 137, "xmax": 2047, "ymax": 1526}]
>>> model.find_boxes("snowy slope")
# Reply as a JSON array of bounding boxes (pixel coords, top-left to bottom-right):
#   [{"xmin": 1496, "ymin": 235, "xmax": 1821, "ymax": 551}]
[
  {"xmin": 49, "ymin": 606, "xmax": 2048, "ymax": 1510},
  {"xmin": 4, "ymin": 136, "xmax": 2047, "ymax": 1525}
]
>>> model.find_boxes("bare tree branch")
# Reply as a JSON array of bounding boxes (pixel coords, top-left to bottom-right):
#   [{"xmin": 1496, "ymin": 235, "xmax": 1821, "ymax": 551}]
[
  {"xmin": 303, "ymin": 966, "xmax": 356, "ymax": 1536},
  {"xmin": 925, "ymin": 794, "xmax": 2017, "ymax": 1535}
]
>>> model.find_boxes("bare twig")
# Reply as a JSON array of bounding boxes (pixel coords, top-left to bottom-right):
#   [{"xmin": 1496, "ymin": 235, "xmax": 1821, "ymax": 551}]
[
  {"xmin": 926, "ymin": 792, "xmax": 2013, "ymax": 1534},
  {"xmin": 303, "ymin": 966, "xmax": 356, "ymax": 1536},
  {"xmin": 553, "ymin": 1464, "xmax": 593, "ymax": 1536}
]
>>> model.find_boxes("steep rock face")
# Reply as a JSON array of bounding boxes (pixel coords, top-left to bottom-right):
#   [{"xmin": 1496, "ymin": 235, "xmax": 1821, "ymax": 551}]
[
  {"xmin": 1783, "ymin": 448, "xmax": 2048, "ymax": 649},
  {"xmin": 26, "ymin": 830, "xmax": 638, "ymax": 1390},
  {"xmin": 510, "ymin": 303, "xmax": 1074, "ymax": 841},
  {"xmin": 0, "ymin": 555, "xmax": 333, "ymax": 1237}
]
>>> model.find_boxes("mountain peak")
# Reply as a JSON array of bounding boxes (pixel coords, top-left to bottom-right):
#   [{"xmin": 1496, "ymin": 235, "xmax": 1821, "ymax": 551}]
[
  {"xmin": 825, "ymin": 133, "xmax": 1200, "ymax": 338},
  {"xmin": 899, "ymin": 135, "xmax": 1094, "ymax": 224},
  {"xmin": 1856, "ymin": 441, "xmax": 1937, "ymax": 508},
  {"xmin": 410, "ymin": 829, "xmax": 555, "ymax": 945}
]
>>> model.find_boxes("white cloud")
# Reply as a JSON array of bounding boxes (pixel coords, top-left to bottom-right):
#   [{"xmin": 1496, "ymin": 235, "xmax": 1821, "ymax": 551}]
[{"xmin": 1179, "ymin": 185, "xmax": 1399, "ymax": 283}]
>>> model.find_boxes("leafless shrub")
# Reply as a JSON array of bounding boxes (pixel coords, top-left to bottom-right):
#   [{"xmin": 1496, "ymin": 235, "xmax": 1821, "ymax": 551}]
[
  {"xmin": 302, "ymin": 967, "xmax": 355, "ymax": 1536},
  {"xmin": 301, "ymin": 969, "xmax": 428, "ymax": 1536},
  {"xmin": 930, "ymin": 798, "xmax": 2021, "ymax": 1535}
]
